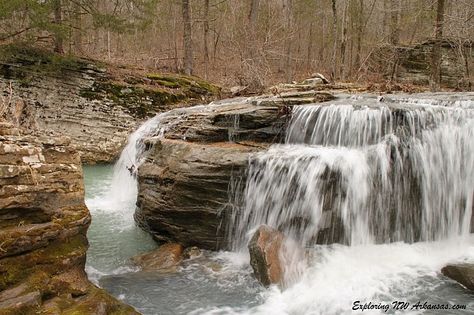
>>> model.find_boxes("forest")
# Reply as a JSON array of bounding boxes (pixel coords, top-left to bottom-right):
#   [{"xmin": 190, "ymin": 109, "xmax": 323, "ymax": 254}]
[{"xmin": 1, "ymin": 0, "xmax": 473, "ymax": 91}]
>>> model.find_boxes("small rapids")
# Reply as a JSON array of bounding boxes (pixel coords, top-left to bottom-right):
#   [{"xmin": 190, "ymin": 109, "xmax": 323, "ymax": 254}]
[{"xmin": 83, "ymin": 93, "xmax": 474, "ymax": 315}]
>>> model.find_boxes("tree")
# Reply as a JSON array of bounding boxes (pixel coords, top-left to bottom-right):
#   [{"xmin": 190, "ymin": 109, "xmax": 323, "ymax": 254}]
[
  {"xmin": 430, "ymin": 0, "xmax": 446, "ymax": 91},
  {"xmin": 331, "ymin": 0, "xmax": 338, "ymax": 80},
  {"xmin": 203, "ymin": 0, "xmax": 210, "ymax": 78},
  {"xmin": 53, "ymin": 0, "xmax": 64, "ymax": 54},
  {"xmin": 182, "ymin": 0, "xmax": 193, "ymax": 75}
]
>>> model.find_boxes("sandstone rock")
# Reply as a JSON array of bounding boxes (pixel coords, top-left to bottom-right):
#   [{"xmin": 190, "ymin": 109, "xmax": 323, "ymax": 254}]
[
  {"xmin": 135, "ymin": 92, "xmax": 339, "ymax": 250},
  {"xmin": 0, "ymin": 45, "xmax": 220, "ymax": 164},
  {"xmin": 0, "ymin": 131, "xmax": 138, "ymax": 314},
  {"xmin": 248, "ymin": 225, "xmax": 285, "ymax": 287},
  {"xmin": 371, "ymin": 40, "xmax": 473, "ymax": 89},
  {"xmin": 0, "ymin": 291, "xmax": 41, "ymax": 315},
  {"xmin": 131, "ymin": 243, "xmax": 184, "ymax": 272},
  {"xmin": 136, "ymin": 139, "xmax": 262, "ymax": 249},
  {"xmin": 442, "ymin": 263, "xmax": 474, "ymax": 290}
]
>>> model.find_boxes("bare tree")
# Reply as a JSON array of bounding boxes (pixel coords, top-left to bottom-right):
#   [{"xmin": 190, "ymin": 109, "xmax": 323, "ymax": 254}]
[
  {"xmin": 430, "ymin": 0, "xmax": 446, "ymax": 91},
  {"xmin": 339, "ymin": 0, "xmax": 349, "ymax": 80},
  {"xmin": 390, "ymin": 0, "xmax": 401, "ymax": 45},
  {"xmin": 182, "ymin": 0, "xmax": 193, "ymax": 75},
  {"xmin": 284, "ymin": 0, "xmax": 294, "ymax": 82},
  {"xmin": 53, "ymin": 0, "xmax": 64, "ymax": 54},
  {"xmin": 203, "ymin": 0, "xmax": 210, "ymax": 79},
  {"xmin": 73, "ymin": 2, "xmax": 83, "ymax": 54},
  {"xmin": 331, "ymin": 0, "xmax": 338, "ymax": 80}
]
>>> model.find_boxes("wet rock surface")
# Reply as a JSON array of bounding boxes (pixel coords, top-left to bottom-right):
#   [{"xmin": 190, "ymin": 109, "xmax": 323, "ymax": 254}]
[
  {"xmin": 442, "ymin": 263, "xmax": 474, "ymax": 291},
  {"xmin": 135, "ymin": 84, "xmax": 336, "ymax": 250},
  {"xmin": 131, "ymin": 243, "xmax": 184, "ymax": 272},
  {"xmin": 248, "ymin": 225, "xmax": 285, "ymax": 287},
  {"xmin": 0, "ymin": 123, "xmax": 138, "ymax": 314}
]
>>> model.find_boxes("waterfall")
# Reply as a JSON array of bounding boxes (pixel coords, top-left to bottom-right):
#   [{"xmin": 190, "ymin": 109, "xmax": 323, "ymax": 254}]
[
  {"xmin": 230, "ymin": 96, "xmax": 474, "ymax": 250},
  {"xmin": 104, "ymin": 101, "xmax": 233, "ymax": 222}
]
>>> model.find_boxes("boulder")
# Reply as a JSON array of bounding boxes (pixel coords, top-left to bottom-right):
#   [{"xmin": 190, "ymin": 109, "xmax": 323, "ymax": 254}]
[
  {"xmin": 135, "ymin": 91, "xmax": 337, "ymax": 250},
  {"xmin": 136, "ymin": 139, "xmax": 263, "ymax": 249},
  {"xmin": 131, "ymin": 243, "xmax": 184, "ymax": 272},
  {"xmin": 248, "ymin": 225, "xmax": 285, "ymax": 287},
  {"xmin": 441, "ymin": 263, "xmax": 474, "ymax": 290}
]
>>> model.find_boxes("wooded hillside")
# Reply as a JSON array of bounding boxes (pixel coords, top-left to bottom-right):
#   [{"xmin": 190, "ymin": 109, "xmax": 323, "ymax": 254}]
[{"xmin": 0, "ymin": 0, "xmax": 472, "ymax": 90}]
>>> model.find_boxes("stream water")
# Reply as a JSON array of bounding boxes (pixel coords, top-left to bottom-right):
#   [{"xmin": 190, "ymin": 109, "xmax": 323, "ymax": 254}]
[{"xmin": 84, "ymin": 93, "xmax": 474, "ymax": 315}]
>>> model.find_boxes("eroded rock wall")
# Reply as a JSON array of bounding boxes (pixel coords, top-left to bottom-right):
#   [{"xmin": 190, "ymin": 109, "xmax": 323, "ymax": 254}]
[
  {"xmin": 0, "ymin": 45, "xmax": 220, "ymax": 164},
  {"xmin": 0, "ymin": 122, "xmax": 138, "ymax": 315}
]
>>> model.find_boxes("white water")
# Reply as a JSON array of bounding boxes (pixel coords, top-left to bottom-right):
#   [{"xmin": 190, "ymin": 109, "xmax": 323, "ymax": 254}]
[
  {"xmin": 232, "ymin": 99, "xmax": 474, "ymax": 249},
  {"xmin": 222, "ymin": 95, "xmax": 474, "ymax": 314}
]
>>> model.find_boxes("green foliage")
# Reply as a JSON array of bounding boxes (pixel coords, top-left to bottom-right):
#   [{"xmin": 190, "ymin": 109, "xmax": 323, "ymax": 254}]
[{"xmin": 0, "ymin": 0, "xmax": 159, "ymax": 44}]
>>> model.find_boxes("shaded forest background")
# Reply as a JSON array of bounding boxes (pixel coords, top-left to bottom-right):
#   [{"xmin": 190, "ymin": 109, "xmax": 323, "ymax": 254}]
[{"xmin": 0, "ymin": 0, "xmax": 473, "ymax": 90}]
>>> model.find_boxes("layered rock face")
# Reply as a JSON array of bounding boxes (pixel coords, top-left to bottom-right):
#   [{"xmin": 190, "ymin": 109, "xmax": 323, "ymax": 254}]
[
  {"xmin": 372, "ymin": 40, "xmax": 473, "ymax": 89},
  {"xmin": 0, "ymin": 45, "xmax": 219, "ymax": 164},
  {"xmin": 0, "ymin": 123, "xmax": 137, "ymax": 314},
  {"xmin": 135, "ymin": 88, "xmax": 334, "ymax": 250}
]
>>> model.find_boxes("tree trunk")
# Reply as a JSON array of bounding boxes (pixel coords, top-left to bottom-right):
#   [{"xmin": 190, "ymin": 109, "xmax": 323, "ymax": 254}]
[
  {"xmin": 430, "ymin": 0, "xmax": 446, "ymax": 91},
  {"xmin": 354, "ymin": 0, "xmax": 364, "ymax": 74},
  {"xmin": 53, "ymin": 0, "xmax": 64, "ymax": 54},
  {"xmin": 203, "ymin": 0, "xmax": 210, "ymax": 79},
  {"xmin": 182, "ymin": 0, "xmax": 193, "ymax": 75},
  {"xmin": 331, "ymin": 0, "xmax": 338, "ymax": 80},
  {"xmin": 73, "ymin": 2, "xmax": 83, "ymax": 54},
  {"xmin": 339, "ymin": 0, "xmax": 349, "ymax": 80},
  {"xmin": 249, "ymin": 0, "xmax": 260, "ymax": 26},
  {"xmin": 248, "ymin": 0, "xmax": 260, "ymax": 60},
  {"xmin": 390, "ymin": 0, "xmax": 401, "ymax": 46},
  {"xmin": 284, "ymin": 0, "xmax": 293, "ymax": 82},
  {"xmin": 306, "ymin": 22, "xmax": 314, "ymax": 70}
]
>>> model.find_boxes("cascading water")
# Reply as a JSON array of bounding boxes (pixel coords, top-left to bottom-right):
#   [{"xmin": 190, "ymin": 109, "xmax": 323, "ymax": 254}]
[
  {"xmin": 231, "ymin": 97, "xmax": 474, "ymax": 249},
  {"xmin": 84, "ymin": 113, "xmax": 171, "ymax": 283},
  {"xmin": 217, "ymin": 94, "xmax": 474, "ymax": 315}
]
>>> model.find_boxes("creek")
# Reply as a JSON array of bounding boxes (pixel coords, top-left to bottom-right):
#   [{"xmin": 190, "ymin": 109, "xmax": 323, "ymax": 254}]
[{"xmin": 84, "ymin": 93, "xmax": 474, "ymax": 314}]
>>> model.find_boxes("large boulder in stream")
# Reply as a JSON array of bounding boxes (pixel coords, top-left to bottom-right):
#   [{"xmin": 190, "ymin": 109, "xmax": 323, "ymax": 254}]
[
  {"xmin": 0, "ymin": 123, "xmax": 138, "ymax": 314},
  {"xmin": 248, "ymin": 225, "xmax": 285, "ymax": 287},
  {"xmin": 136, "ymin": 138, "xmax": 263, "ymax": 249},
  {"xmin": 135, "ymin": 90, "xmax": 337, "ymax": 250},
  {"xmin": 131, "ymin": 243, "xmax": 184, "ymax": 272},
  {"xmin": 442, "ymin": 263, "xmax": 474, "ymax": 291}
]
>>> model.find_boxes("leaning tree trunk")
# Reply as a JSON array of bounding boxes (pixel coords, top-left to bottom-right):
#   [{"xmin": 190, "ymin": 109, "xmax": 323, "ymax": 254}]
[
  {"xmin": 182, "ymin": 0, "xmax": 193, "ymax": 75},
  {"xmin": 430, "ymin": 0, "xmax": 446, "ymax": 91},
  {"xmin": 53, "ymin": 0, "xmax": 64, "ymax": 54}
]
